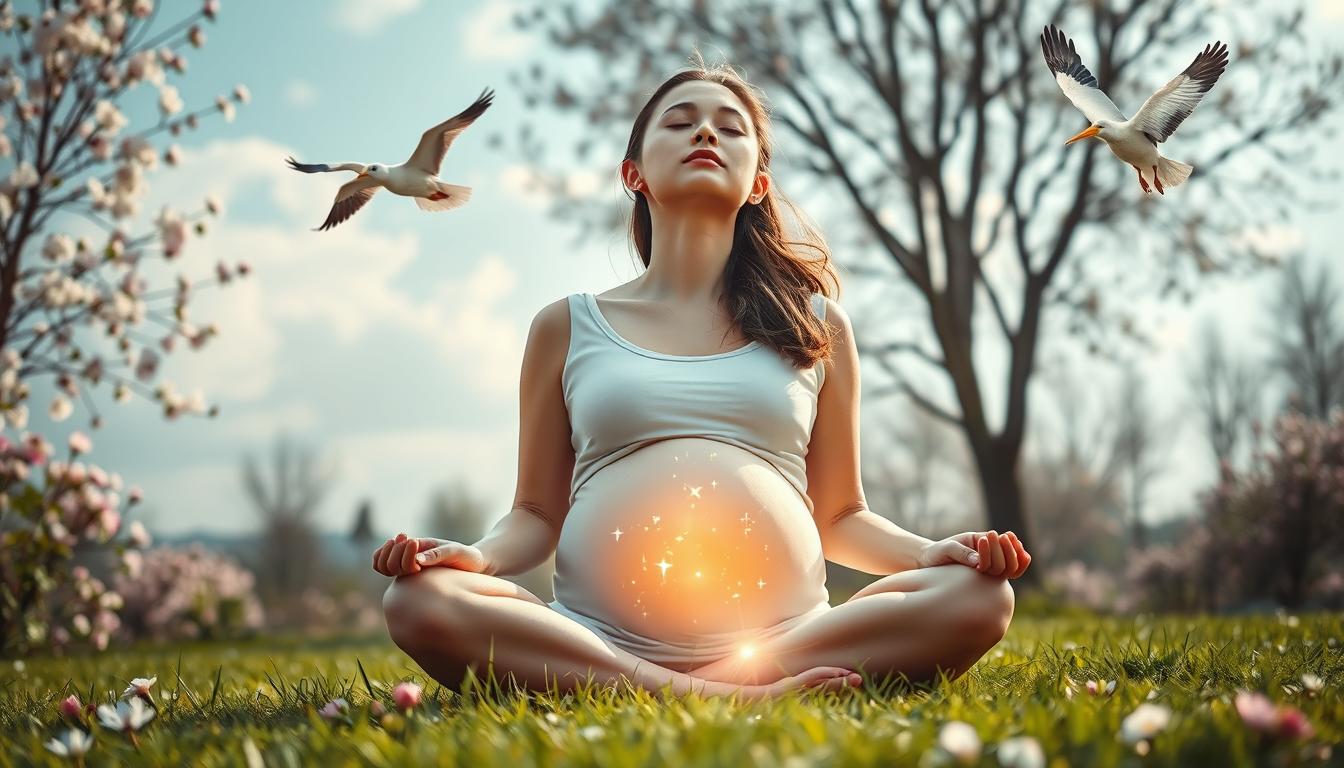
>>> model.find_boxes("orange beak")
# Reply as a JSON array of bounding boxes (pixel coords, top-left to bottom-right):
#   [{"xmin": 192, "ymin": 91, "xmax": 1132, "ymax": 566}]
[
  {"xmin": 356, "ymin": 171, "xmax": 369, "ymax": 178},
  {"xmin": 1065, "ymin": 124, "xmax": 1101, "ymax": 145}
]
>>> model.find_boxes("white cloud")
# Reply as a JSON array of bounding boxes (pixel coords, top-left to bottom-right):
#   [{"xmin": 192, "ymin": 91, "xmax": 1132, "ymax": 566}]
[
  {"xmin": 332, "ymin": 0, "xmax": 422, "ymax": 35},
  {"xmin": 284, "ymin": 79, "xmax": 318, "ymax": 109},
  {"xmin": 498, "ymin": 163, "xmax": 608, "ymax": 210},
  {"xmin": 462, "ymin": 1, "xmax": 535, "ymax": 61},
  {"xmin": 1319, "ymin": 0, "xmax": 1344, "ymax": 20},
  {"xmin": 214, "ymin": 401, "xmax": 322, "ymax": 439}
]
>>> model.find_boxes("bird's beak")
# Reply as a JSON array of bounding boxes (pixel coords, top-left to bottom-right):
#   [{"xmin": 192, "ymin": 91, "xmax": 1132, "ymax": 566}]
[
  {"xmin": 1065, "ymin": 125, "xmax": 1101, "ymax": 145},
  {"xmin": 356, "ymin": 171, "xmax": 369, "ymax": 178}
]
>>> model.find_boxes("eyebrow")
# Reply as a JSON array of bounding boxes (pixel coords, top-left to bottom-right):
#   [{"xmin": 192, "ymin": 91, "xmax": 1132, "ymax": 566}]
[{"xmin": 660, "ymin": 101, "xmax": 748, "ymax": 122}]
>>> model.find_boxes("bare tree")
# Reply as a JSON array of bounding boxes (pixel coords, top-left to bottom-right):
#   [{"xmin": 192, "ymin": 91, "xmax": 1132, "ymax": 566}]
[
  {"xmin": 500, "ymin": 1, "xmax": 1343, "ymax": 586},
  {"xmin": 240, "ymin": 433, "xmax": 338, "ymax": 608},
  {"xmin": 1186, "ymin": 321, "xmax": 1262, "ymax": 475},
  {"xmin": 1268, "ymin": 256, "xmax": 1344, "ymax": 420}
]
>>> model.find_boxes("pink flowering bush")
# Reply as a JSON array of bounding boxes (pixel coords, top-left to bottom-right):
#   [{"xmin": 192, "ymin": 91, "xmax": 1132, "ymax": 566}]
[
  {"xmin": 113, "ymin": 543, "xmax": 264, "ymax": 642},
  {"xmin": 1039, "ymin": 559, "xmax": 1119, "ymax": 613},
  {"xmin": 0, "ymin": 429, "xmax": 152, "ymax": 654},
  {"xmin": 0, "ymin": 0, "xmax": 250, "ymax": 654},
  {"xmin": 1125, "ymin": 410, "xmax": 1344, "ymax": 612}
]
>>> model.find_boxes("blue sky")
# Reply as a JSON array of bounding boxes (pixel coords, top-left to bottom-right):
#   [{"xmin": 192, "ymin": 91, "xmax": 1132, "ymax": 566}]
[{"xmin": 12, "ymin": 0, "xmax": 1344, "ymax": 541}]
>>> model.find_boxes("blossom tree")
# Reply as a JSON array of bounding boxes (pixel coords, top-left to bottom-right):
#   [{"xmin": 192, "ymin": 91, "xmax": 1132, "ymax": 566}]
[{"xmin": 0, "ymin": 0, "xmax": 252, "ymax": 655}]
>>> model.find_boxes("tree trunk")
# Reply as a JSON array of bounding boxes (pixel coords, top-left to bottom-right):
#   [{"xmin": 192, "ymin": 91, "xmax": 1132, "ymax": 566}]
[{"xmin": 970, "ymin": 438, "xmax": 1040, "ymax": 589}]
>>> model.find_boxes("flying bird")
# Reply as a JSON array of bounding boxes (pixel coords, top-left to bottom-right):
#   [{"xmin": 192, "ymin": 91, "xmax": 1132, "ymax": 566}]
[
  {"xmin": 1040, "ymin": 25, "xmax": 1228, "ymax": 195},
  {"xmin": 285, "ymin": 87, "xmax": 495, "ymax": 231}
]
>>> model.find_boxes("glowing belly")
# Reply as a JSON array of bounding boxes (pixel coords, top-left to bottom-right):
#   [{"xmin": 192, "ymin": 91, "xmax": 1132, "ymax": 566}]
[{"xmin": 554, "ymin": 437, "xmax": 828, "ymax": 641}]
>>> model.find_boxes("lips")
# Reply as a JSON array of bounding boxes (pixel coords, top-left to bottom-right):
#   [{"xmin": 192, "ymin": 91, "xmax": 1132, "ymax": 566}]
[{"xmin": 682, "ymin": 149, "xmax": 724, "ymax": 167}]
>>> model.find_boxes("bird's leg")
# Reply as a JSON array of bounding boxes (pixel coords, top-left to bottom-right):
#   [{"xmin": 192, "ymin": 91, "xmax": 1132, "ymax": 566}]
[
  {"xmin": 1151, "ymin": 165, "xmax": 1165, "ymax": 195},
  {"xmin": 1133, "ymin": 165, "xmax": 1151, "ymax": 194}
]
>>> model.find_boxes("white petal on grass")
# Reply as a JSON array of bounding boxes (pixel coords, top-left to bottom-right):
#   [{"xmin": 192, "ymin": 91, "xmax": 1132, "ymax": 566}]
[
  {"xmin": 1119, "ymin": 702, "xmax": 1171, "ymax": 744},
  {"xmin": 996, "ymin": 735, "xmax": 1045, "ymax": 768},
  {"xmin": 938, "ymin": 720, "xmax": 982, "ymax": 764}
]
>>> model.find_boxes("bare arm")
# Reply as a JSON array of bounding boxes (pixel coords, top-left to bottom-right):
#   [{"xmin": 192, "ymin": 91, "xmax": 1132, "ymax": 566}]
[
  {"xmin": 805, "ymin": 297, "xmax": 934, "ymax": 576},
  {"xmin": 472, "ymin": 297, "xmax": 576, "ymax": 577}
]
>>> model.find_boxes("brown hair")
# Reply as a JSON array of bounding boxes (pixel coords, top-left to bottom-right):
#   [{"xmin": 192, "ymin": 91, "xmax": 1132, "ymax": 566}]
[{"xmin": 622, "ymin": 55, "xmax": 840, "ymax": 369}]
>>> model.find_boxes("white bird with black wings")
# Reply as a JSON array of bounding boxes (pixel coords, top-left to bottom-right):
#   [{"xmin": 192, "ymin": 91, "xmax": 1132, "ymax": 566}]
[
  {"xmin": 1040, "ymin": 25, "xmax": 1228, "ymax": 195},
  {"xmin": 285, "ymin": 87, "xmax": 494, "ymax": 231}
]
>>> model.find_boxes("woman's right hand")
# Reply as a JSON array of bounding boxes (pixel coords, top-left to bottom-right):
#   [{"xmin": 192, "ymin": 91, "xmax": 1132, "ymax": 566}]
[
  {"xmin": 751, "ymin": 667, "xmax": 862, "ymax": 700},
  {"xmin": 372, "ymin": 532, "xmax": 488, "ymax": 577}
]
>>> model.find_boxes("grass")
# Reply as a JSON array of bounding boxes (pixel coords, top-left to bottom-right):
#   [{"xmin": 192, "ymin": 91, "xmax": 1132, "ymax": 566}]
[{"xmin": 0, "ymin": 610, "xmax": 1339, "ymax": 767}]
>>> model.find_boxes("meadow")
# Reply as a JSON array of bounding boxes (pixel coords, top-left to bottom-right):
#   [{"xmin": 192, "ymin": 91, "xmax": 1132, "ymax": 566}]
[{"xmin": 1, "ymin": 609, "xmax": 1339, "ymax": 767}]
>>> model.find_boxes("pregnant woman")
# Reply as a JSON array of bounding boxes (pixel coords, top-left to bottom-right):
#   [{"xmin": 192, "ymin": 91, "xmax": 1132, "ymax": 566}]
[{"xmin": 375, "ymin": 61, "xmax": 1030, "ymax": 700}]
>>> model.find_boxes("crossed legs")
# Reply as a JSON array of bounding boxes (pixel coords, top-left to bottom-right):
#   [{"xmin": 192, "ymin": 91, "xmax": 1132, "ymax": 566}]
[
  {"xmin": 682, "ymin": 564, "xmax": 1013, "ymax": 686},
  {"xmin": 382, "ymin": 563, "xmax": 1012, "ymax": 697}
]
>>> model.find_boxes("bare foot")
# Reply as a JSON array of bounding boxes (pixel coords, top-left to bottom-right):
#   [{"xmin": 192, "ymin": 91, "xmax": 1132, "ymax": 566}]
[{"xmin": 748, "ymin": 667, "xmax": 862, "ymax": 700}]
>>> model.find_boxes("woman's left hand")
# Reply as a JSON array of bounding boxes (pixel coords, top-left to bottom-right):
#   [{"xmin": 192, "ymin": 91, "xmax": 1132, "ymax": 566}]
[{"xmin": 915, "ymin": 530, "xmax": 1031, "ymax": 579}]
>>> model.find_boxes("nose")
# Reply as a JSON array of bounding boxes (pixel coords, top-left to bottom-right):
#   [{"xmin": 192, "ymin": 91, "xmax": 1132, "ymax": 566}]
[{"xmin": 692, "ymin": 122, "xmax": 719, "ymax": 146}]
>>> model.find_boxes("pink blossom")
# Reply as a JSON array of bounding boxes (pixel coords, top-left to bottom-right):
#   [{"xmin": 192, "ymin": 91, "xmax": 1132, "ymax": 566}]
[
  {"xmin": 393, "ymin": 682, "xmax": 422, "ymax": 711},
  {"xmin": 318, "ymin": 697, "xmax": 349, "ymax": 720},
  {"xmin": 1235, "ymin": 690, "xmax": 1316, "ymax": 741},
  {"xmin": 68, "ymin": 431, "xmax": 92, "ymax": 455},
  {"xmin": 59, "ymin": 694, "xmax": 82, "ymax": 719}
]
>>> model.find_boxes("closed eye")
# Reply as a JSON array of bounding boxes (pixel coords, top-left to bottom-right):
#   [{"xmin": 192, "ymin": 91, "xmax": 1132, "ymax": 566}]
[{"xmin": 669, "ymin": 123, "xmax": 745, "ymax": 136}]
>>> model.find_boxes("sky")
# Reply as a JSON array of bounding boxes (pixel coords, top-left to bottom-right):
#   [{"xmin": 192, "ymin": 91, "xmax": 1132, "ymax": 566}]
[{"xmin": 9, "ymin": 0, "xmax": 1344, "ymax": 542}]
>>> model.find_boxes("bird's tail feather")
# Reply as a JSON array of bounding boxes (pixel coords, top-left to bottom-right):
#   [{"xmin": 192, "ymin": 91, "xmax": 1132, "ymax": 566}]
[
  {"xmin": 415, "ymin": 183, "xmax": 472, "ymax": 212},
  {"xmin": 1156, "ymin": 157, "xmax": 1193, "ymax": 188}
]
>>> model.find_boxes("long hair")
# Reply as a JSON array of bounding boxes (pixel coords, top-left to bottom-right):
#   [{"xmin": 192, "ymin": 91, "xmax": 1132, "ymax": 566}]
[{"xmin": 622, "ymin": 57, "xmax": 840, "ymax": 369}]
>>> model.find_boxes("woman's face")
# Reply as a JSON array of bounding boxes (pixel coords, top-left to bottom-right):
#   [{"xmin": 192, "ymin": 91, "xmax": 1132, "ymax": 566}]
[{"xmin": 624, "ymin": 80, "xmax": 769, "ymax": 211}]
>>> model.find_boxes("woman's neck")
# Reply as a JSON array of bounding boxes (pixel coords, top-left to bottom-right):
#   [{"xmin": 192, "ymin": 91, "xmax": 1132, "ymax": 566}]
[{"xmin": 636, "ymin": 203, "xmax": 739, "ymax": 303}]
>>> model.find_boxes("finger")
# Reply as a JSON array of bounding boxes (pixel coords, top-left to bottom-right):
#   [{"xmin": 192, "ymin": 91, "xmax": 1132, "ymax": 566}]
[
  {"xmin": 977, "ymin": 536, "xmax": 990, "ymax": 571},
  {"xmin": 388, "ymin": 541, "xmax": 408, "ymax": 573},
  {"xmin": 417, "ymin": 542, "xmax": 454, "ymax": 567},
  {"xmin": 999, "ymin": 535, "xmax": 1019, "ymax": 576},
  {"xmin": 1010, "ymin": 536, "xmax": 1031, "ymax": 578},
  {"xmin": 987, "ymin": 531, "xmax": 1005, "ymax": 574},
  {"xmin": 376, "ymin": 540, "xmax": 394, "ymax": 575},
  {"xmin": 372, "ymin": 542, "xmax": 385, "ymax": 573},
  {"xmin": 401, "ymin": 539, "xmax": 419, "ymax": 575}
]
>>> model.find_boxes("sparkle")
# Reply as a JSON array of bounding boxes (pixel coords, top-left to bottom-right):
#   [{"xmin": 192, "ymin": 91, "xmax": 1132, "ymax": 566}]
[
  {"xmin": 688, "ymin": 486, "xmax": 702, "ymax": 499},
  {"xmin": 695, "ymin": 570, "xmax": 702, "ymax": 578},
  {"xmin": 642, "ymin": 610, "xmax": 649, "ymax": 618},
  {"xmin": 656, "ymin": 558, "xmax": 673, "ymax": 578},
  {"xmin": 740, "ymin": 644, "xmax": 755, "ymax": 658},
  {"xmin": 757, "ymin": 578, "xmax": 766, "ymax": 589},
  {"xmin": 709, "ymin": 451, "xmax": 717, "ymax": 459},
  {"xmin": 739, "ymin": 512, "xmax": 752, "ymax": 525},
  {"xmin": 710, "ymin": 480, "xmax": 718, "ymax": 489},
  {"xmin": 675, "ymin": 535, "xmax": 684, "ymax": 543},
  {"xmin": 611, "ymin": 527, "xmax": 623, "ymax": 541},
  {"xmin": 651, "ymin": 515, "xmax": 660, "ymax": 525},
  {"xmin": 731, "ymin": 592, "xmax": 740, "ymax": 599}
]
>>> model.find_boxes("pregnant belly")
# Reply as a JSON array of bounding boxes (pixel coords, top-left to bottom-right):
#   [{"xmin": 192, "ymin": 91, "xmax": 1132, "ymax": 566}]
[{"xmin": 553, "ymin": 437, "xmax": 829, "ymax": 643}]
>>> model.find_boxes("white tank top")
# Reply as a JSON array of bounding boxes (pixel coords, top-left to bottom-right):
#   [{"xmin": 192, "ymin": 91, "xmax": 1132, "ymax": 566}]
[{"xmin": 562, "ymin": 291, "xmax": 828, "ymax": 515}]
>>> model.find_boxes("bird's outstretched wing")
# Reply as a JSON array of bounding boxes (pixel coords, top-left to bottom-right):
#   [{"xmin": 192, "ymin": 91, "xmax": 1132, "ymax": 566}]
[
  {"xmin": 1040, "ymin": 24, "xmax": 1126, "ymax": 124},
  {"xmin": 1130, "ymin": 41, "xmax": 1229, "ymax": 144},
  {"xmin": 286, "ymin": 156, "xmax": 365, "ymax": 174},
  {"xmin": 404, "ymin": 87, "xmax": 495, "ymax": 175},
  {"xmin": 315, "ymin": 175, "xmax": 381, "ymax": 232}
]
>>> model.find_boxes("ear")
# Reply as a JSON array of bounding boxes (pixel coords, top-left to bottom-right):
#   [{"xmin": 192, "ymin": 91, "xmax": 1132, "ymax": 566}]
[
  {"xmin": 748, "ymin": 170, "xmax": 770, "ymax": 205},
  {"xmin": 620, "ymin": 158, "xmax": 644, "ymax": 193}
]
